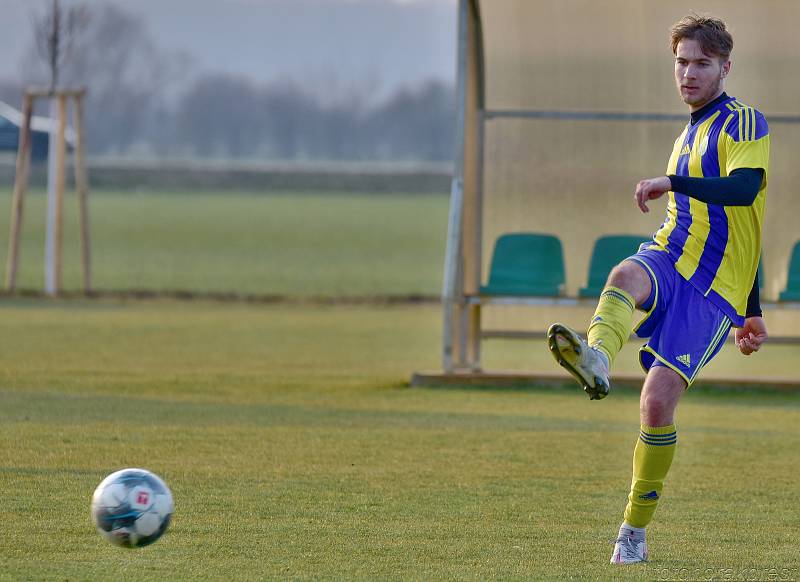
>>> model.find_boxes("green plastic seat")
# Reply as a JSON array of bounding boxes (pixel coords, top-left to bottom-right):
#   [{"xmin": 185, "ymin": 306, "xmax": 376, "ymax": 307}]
[
  {"xmin": 480, "ymin": 233, "xmax": 565, "ymax": 297},
  {"xmin": 579, "ymin": 235, "xmax": 651, "ymax": 298},
  {"xmin": 779, "ymin": 241, "xmax": 800, "ymax": 301}
]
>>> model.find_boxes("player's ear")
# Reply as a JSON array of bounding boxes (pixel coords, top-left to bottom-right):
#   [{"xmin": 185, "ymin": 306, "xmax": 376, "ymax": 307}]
[{"xmin": 721, "ymin": 60, "xmax": 731, "ymax": 78}]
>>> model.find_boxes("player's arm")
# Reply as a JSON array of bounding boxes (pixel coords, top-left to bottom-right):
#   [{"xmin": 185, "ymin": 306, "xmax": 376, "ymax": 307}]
[
  {"xmin": 735, "ymin": 272, "xmax": 768, "ymax": 355},
  {"xmin": 634, "ymin": 168, "xmax": 763, "ymax": 213},
  {"xmin": 668, "ymin": 168, "xmax": 764, "ymax": 205}
]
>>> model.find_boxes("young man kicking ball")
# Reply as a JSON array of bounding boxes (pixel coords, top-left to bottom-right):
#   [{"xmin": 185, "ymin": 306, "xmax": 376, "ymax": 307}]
[{"xmin": 547, "ymin": 13, "xmax": 769, "ymax": 564}]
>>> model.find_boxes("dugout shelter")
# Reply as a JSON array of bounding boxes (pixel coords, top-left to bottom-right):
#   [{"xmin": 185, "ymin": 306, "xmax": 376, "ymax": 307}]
[{"xmin": 440, "ymin": 0, "xmax": 800, "ymax": 375}]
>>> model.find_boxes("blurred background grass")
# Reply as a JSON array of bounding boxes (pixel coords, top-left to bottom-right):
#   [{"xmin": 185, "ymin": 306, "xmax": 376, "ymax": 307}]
[{"xmin": 0, "ymin": 189, "xmax": 449, "ymax": 296}]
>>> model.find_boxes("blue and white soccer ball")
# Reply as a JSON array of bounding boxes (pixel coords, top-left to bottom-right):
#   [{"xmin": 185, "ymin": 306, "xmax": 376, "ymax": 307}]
[{"xmin": 91, "ymin": 468, "xmax": 174, "ymax": 548}]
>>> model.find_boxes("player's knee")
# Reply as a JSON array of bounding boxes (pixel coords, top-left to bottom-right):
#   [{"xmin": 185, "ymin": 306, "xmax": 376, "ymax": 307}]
[
  {"xmin": 607, "ymin": 262, "xmax": 639, "ymax": 287},
  {"xmin": 640, "ymin": 391, "xmax": 676, "ymax": 426},
  {"xmin": 606, "ymin": 261, "xmax": 650, "ymax": 305}
]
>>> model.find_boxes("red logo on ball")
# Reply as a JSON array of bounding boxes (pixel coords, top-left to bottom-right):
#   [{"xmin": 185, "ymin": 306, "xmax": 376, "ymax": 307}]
[{"xmin": 137, "ymin": 491, "xmax": 150, "ymax": 505}]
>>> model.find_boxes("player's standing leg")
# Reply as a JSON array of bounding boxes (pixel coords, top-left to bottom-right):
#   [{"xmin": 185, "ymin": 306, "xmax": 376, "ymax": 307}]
[{"xmin": 611, "ymin": 366, "xmax": 684, "ymax": 564}]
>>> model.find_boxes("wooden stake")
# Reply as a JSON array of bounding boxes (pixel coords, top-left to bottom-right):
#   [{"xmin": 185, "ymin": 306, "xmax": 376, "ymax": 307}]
[
  {"xmin": 6, "ymin": 88, "xmax": 91, "ymax": 295},
  {"xmin": 5, "ymin": 93, "xmax": 34, "ymax": 291},
  {"xmin": 73, "ymin": 91, "xmax": 91, "ymax": 292}
]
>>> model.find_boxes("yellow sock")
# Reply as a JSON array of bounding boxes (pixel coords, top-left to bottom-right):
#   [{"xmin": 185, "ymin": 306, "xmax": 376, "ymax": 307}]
[
  {"xmin": 623, "ymin": 424, "xmax": 677, "ymax": 528},
  {"xmin": 587, "ymin": 286, "xmax": 635, "ymax": 365}
]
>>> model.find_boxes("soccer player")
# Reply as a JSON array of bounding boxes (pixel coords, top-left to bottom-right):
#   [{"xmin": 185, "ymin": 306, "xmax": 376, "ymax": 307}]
[{"xmin": 546, "ymin": 14, "xmax": 769, "ymax": 564}]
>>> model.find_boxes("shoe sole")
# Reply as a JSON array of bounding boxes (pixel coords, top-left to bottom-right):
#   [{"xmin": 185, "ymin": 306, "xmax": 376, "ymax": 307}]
[
  {"xmin": 610, "ymin": 556, "xmax": 648, "ymax": 564},
  {"xmin": 547, "ymin": 323, "xmax": 609, "ymax": 400}
]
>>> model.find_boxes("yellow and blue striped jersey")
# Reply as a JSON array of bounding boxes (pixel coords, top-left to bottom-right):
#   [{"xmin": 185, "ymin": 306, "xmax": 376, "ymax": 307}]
[{"xmin": 650, "ymin": 96, "xmax": 769, "ymax": 326}]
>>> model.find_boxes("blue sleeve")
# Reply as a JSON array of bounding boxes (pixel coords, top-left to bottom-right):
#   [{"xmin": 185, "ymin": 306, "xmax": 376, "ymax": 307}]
[
  {"xmin": 668, "ymin": 168, "xmax": 763, "ymax": 206},
  {"xmin": 746, "ymin": 271, "xmax": 761, "ymax": 318}
]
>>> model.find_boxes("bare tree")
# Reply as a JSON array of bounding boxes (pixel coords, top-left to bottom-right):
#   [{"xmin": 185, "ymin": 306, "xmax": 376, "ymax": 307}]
[
  {"xmin": 21, "ymin": 2, "xmax": 193, "ymax": 154},
  {"xmin": 177, "ymin": 74, "xmax": 265, "ymax": 158},
  {"xmin": 32, "ymin": 0, "xmax": 89, "ymax": 91}
]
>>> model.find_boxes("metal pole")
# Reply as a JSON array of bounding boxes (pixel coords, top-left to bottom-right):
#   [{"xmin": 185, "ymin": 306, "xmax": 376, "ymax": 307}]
[
  {"xmin": 443, "ymin": 179, "xmax": 464, "ymax": 371},
  {"xmin": 442, "ymin": 0, "xmax": 469, "ymax": 372},
  {"xmin": 45, "ymin": 95, "xmax": 58, "ymax": 295},
  {"xmin": 53, "ymin": 93, "xmax": 68, "ymax": 294},
  {"xmin": 469, "ymin": 110, "xmax": 486, "ymax": 371}
]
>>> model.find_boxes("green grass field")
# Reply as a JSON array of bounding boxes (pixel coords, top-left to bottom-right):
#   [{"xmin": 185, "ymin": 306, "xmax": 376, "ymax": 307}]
[
  {"xmin": 0, "ymin": 189, "xmax": 448, "ymax": 296},
  {"xmin": 1, "ymin": 298, "xmax": 798, "ymax": 580},
  {"xmin": 0, "ymin": 188, "xmax": 797, "ymax": 579}
]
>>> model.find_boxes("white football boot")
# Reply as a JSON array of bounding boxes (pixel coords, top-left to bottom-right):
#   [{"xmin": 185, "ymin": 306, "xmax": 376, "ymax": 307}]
[
  {"xmin": 546, "ymin": 323, "xmax": 610, "ymax": 400},
  {"xmin": 610, "ymin": 529, "xmax": 648, "ymax": 564}
]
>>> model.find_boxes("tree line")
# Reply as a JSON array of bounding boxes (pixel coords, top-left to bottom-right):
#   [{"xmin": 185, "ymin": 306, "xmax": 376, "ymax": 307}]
[
  {"xmin": 0, "ymin": 3, "xmax": 454, "ymax": 162},
  {"xmin": 175, "ymin": 74, "xmax": 454, "ymax": 161}
]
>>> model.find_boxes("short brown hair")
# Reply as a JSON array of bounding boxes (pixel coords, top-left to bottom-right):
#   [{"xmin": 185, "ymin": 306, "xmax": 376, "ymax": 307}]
[{"xmin": 670, "ymin": 13, "xmax": 733, "ymax": 60}]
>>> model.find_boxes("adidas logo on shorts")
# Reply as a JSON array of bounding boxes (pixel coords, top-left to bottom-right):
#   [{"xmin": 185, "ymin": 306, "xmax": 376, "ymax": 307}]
[{"xmin": 676, "ymin": 354, "xmax": 691, "ymax": 368}]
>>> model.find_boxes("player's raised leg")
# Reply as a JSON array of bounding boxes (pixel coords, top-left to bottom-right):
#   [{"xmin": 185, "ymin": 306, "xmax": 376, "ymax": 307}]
[{"xmin": 548, "ymin": 260, "xmax": 651, "ymax": 399}]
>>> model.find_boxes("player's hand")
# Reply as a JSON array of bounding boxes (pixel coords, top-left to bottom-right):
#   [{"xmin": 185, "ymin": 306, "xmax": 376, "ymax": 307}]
[
  {"xmin": 634, "ymin": 176, "xmax": 672, "ymax": 213},
  {"xmin": 735, "ymin": 316, "xmax": 768, "ymax": 356}
]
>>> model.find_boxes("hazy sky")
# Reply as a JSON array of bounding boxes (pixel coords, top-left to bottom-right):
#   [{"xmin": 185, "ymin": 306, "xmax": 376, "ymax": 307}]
[{"xmin": 0, "ymin": 0, "xmax": 456, "ymax": 100}]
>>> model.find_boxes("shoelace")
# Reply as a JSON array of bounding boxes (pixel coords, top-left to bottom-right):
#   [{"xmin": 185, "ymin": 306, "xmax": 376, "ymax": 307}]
[{"xmin": 613, "ymin": 536, "xmax": 644, "ymax": 560}]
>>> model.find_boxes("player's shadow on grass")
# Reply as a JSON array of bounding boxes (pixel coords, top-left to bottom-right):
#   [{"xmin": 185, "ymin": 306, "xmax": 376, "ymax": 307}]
[{"xmin": 404, "ymin": 377, "xmax": 800, "ymax": 406}]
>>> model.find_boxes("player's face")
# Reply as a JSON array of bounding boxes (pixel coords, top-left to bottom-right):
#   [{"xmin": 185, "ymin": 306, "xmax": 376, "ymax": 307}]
[{"xmin": 674, "ymin": 38, "xmax": 730, "ymax": 112}]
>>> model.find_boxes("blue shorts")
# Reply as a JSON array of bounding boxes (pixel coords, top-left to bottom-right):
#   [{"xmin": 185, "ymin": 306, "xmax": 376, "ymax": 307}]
[{"xmin": 627, "ymin": 249, "xmax": 732, "ymax": 387}]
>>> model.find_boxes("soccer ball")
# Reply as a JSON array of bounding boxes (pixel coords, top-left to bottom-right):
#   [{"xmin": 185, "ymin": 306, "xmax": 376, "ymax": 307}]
[{"xmin": 91, "ymin": 468, "xmax": 174, "ymax": 548}]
